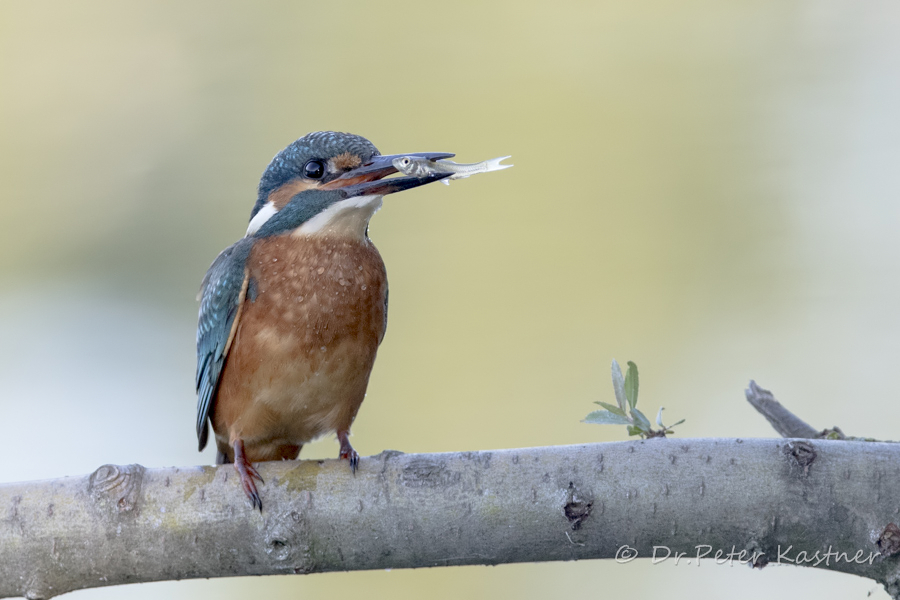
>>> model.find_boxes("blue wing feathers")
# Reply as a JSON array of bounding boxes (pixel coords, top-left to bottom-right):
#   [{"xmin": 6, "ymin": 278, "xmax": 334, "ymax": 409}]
[{"xmin": 196, "ymin": 238, "xmax": 254, "ymax": 451}]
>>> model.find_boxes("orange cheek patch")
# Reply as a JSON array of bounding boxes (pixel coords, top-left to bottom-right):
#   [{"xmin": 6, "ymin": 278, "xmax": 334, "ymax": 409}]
[
  {"xmin": 268, "ymin": 179, "xmax": 320, "ymax": 209},
  {"xmin": 330, "ymin": 152, "xmax": 362, "ymax": 171}
]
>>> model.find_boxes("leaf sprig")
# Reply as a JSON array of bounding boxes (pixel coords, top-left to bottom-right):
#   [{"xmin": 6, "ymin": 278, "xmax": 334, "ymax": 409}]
[{"xmin": 583, "ymin": 359, "xmax": 684, "ymax": 438}]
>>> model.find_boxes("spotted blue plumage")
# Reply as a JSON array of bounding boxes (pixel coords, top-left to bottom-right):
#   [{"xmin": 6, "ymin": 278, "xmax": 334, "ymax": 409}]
[{"xmin": 196, "ymin": 237, "xmax": 254, "ymax": 450}]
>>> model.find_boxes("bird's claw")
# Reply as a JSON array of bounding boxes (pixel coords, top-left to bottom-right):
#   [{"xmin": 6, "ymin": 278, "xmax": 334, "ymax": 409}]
[
  {"xmin": 337, "ymin": 430, "xmax": 359, "ymax": 474},
  {"xmin": 342, "ymin": 448, "xmax": 360, "ymax": 474},
  {"xmin": 233, "ymin": 439, "xmax": 264, "ymax": 511},
  {"xmin": 235, "ymin": 459, "xmax": 264, "ymax": 510}
]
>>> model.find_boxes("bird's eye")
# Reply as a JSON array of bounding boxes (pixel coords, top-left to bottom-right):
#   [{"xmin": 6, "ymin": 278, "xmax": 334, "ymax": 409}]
[{"xmin": 303, "ymin": 160, "xmax": 325, "ymax": 179}]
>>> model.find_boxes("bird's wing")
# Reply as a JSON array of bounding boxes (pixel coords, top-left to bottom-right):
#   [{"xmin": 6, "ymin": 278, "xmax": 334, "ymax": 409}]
[{"xmin": 195, "ymin": 238, "xmax": 254, "ymax": 451}]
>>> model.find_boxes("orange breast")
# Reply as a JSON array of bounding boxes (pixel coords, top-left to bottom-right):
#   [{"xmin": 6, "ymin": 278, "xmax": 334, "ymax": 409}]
[{"xmin": 213, "ymin": 233, "xmax": 387, "ymax": 462}]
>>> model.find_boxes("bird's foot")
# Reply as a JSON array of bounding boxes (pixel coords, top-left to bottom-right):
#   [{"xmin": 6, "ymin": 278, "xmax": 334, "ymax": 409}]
[
  {"xmin": 337, "ymin": 430, "xmax": 359, "ymax": 474},
  {"xmin": 233, "ymin": 438, "xmax": 264, "ymax": 511}
]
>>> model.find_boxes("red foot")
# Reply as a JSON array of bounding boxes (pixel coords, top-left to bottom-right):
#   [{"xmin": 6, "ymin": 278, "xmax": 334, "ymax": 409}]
[
  {"xmin": 233, "ymin": 439, "xmax": 264, "ymax": 511},
  {"xmin": 337, "ymin": 430, "xmax": 359, "ymax": 474}
]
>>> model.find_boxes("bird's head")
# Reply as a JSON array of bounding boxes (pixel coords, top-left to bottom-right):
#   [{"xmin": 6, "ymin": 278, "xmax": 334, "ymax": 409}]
[{"xmin": 246, "ymin": 131, "xmax": 453, "ymax": 238}]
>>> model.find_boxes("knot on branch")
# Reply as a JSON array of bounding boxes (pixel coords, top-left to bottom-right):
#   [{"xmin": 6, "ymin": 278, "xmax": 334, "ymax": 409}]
[
  {"xmin": 265, "ymin": 536, "xmax": 293, "ymax": 561},
  {"xmin": 745, "ymin": 540, "xmax": 769, "ymax": 569},
  {"xmin": 785, "ymin": 441, "xmax": 817, "ymax": 476},
  {"xmin": 88, "ymin": 464, "xmax": 145, "ymax": 515},
  {"xmin": 878, "ymin": 523, "xmax": 900, "ymax": 557},
  {"xmin": 563, "ymin": 482, "xmax": 593, "ymax": 531}
]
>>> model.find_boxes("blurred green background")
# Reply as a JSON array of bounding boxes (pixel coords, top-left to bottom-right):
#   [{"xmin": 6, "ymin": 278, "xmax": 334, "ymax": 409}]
[{"xmin": 1, "ymin": 1, "xmax": 898, "ymax": 598}]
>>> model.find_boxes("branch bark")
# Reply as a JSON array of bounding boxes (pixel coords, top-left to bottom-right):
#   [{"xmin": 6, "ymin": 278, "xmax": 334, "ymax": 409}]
[{"xmin": 2, "ymin": 439, "xmax": 899, "ymax": 599}]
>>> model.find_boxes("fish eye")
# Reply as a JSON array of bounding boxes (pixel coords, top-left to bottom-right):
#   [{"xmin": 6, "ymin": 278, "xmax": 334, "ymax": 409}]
[
  {"xmin": 303, "ymin": 159, "xmax": 325, "ymax": 179},
  {"xmin": 400, "ymin": 157, "xmax": 411, "ymax": 167}
]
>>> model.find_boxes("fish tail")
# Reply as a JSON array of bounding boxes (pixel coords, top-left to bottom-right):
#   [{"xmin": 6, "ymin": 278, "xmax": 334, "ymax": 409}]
[{"xmin": 484, "ymin": 155, "xmax": 513, "ymax": 172}]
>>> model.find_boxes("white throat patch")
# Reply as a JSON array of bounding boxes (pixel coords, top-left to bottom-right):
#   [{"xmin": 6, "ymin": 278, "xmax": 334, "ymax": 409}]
[
  {"xmin": 294, "ymin": 195, "xmax": 383, "ymax": 239},
  {"xmin": 245, "ymin": 201, "xmax": 278, "ymax": 237}
]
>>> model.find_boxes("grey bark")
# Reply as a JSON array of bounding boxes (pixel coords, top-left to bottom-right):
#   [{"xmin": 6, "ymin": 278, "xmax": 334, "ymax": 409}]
[{"xmin": 2, "ymin": 438, "xmax": 899, "ymax": 599}]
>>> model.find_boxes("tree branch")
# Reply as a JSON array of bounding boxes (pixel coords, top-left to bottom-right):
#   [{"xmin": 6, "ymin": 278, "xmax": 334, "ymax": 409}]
[{"xmin": 2, "ymin": 440, "xmax": 899, "ymax": 599}]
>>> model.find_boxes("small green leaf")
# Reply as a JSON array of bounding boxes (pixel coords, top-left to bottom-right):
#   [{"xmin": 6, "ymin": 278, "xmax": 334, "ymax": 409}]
[
  {"xmin": 626, "ymin": 425, "xmax": 644, "ymax": 437},
  {"xmin": 624, "ymin": 361, "xmax": 639, "ymax": 409},
  {"xmin": 656, "ymin": 406, "xmax": 664, "ymax": 427},
  {"xmin": 611, "ymin": 359, "xmax": 627, "ymax": 412},
  {"xmin": 595, "ymin": 401, "xmax": 627, "ymax": 417},
  {"xmin": 669, "ymin": 419, "xmax": 686, "ymax": 428},
  {"xmin": 630, "ymin": 407, "xmax": 652, "ymax": 431},
  {"xmin": 584, "ymin": 410, "xmax": 632, "ymax": 425}
]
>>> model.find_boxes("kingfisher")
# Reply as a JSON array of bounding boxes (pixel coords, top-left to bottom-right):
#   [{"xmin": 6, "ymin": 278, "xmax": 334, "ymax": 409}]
[{"xmin": 196, "ymin": 131, "xmax": 453, "ymax": 509}]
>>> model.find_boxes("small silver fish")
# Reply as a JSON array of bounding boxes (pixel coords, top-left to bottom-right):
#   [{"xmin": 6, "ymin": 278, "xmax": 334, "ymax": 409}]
[{"xmin": 392, "ymin": 155, "xmax": 512, "ymax": 185}]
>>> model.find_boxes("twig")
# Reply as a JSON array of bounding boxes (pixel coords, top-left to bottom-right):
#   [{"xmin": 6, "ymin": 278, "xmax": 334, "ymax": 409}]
[
  {"xmin": 745, "ymin": 381, "xmax": 893, "ymax": 442},
  {"xmin": 744, "ymin": 380, "xmax": 819, "ymax": 438}
]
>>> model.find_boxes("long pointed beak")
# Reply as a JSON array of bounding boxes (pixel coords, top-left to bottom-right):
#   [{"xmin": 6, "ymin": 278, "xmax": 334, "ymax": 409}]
[
  {"xmin": 337, "ymin": 171, "xmax": 452, "ymax": 198},
  {"xmin": 323, "ymin": 151, "xmax": 455, "ymax": 197}
]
